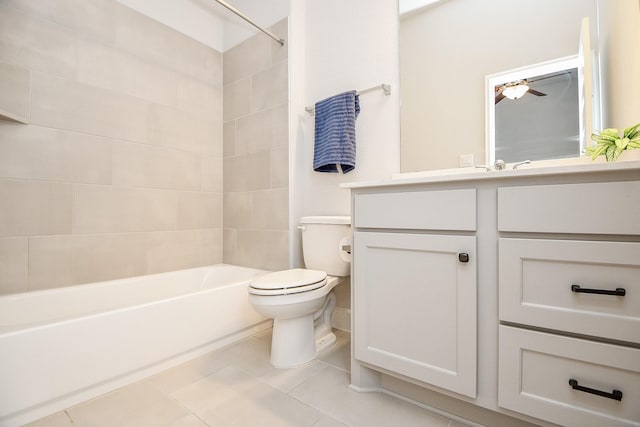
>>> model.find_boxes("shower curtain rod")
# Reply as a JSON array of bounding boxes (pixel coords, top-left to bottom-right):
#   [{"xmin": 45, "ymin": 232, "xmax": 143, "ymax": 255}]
[{"xmin": 213, "ymin": 0, "xmax": 285, "ymax": 46}]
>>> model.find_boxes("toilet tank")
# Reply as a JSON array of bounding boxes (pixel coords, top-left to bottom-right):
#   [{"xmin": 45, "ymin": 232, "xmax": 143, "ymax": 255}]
[{"xmin": 299, "ymin": 216, "xmax": 351, "ymax": 277}]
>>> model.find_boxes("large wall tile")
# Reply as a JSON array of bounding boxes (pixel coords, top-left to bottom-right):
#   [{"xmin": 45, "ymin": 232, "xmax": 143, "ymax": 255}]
[
  {"xmin": 236, "ymin": 105, "xmax": 289, "ymax": 154},
  {"xmin": 235, "ymin": 230, "xmax": 289, "ymax": 271},
  {"xmin": 77, "ymin": 39, "xmax": 177, "ymax": 106},
  {"xmin": 73, "ymin": 185, "xmax": 177, "ymax": 233},
  {"xmin": 201, "ymin": 46, "xmax": 223, "ymax": 88},
  {"xmin": 251, "ymin": 189, "xmax": 288, "ymax": 230},
  {"xmin": 251, "ymin": 61, "xmax": 288, "ymax": 112},
  {"xmin": 270, "ymin": 19, "xmax": 289, "ymax": 64},
  {"xmin": 272, "ymin": 104, "xmax": 289, "ymax": 147},
  {"xmin": 114, "ymin": 4, "xmax": 214, "ymax": 84},
  {"xmin": 223, "ymin": 192, "xmax": 252, "ymax": 229},
  {"xmin": 28, "ymin": 233, "xmax": 147, "ymax": 289},
  {"xmin": 223, "ymin": 78, "xmax": 251, "ymax": 122},
  {"xmin": 223, "ymin": 228, "xmax": 237, "ymax": 265},
  {"xmin": 0, "ymin": 237, "xmax": 28, "ymax": 294},
  {"xmin": 177, "ymin": 192, "xmax": 222, "ymax": 230},
  {"xmin": 221, "ymin": 12, "xmax": 289, "ymax": 272},
  {"xmin": 223, "ymin": 121, "xmax": 236, "ymax": 157},
  {"xmin": 178, "ymin": 75, "xmax": 222, "ymax": 117},
  {"xmin": 201, "ymin": 155, "xmax": 223, "ymax": 193},
  {"xmin": 148, "ymin": 104, "xmax": 221, "ymax": 155},
  {"xmin": 0, "ymin": 124, "xmax": 112, "ymax": 184},
  {"xmin": 0, "ymin": 62, "xmax": 31, "ymax": 122},
  {"xmin": 223, "ymin": 34, "xmax": 271, "ymax": 86},
  {"xmin": 0, "ymin": 0, "xmax": 226, "ymax": 292},
  {"xmin": 146, "ymin": 229, "xmax": 222, "ymax": 274},
  {"xmin": 31, "ymin": 72, "xmax": 149, "ymax": 143},
  {"xmin": 112, "ymin": 141, "xmax": 200, "ymax": 190},
  {"xmin": 0, "ymin": 179, "xmax": 72, "ymax": 237},
  {"xmin": 4, "ymin": 0, "xmax": 116, "ymax": 44},
  {"xmin": 0, "ymin": 4, "xmax": 77, "ymax": 78},
  {"xmin": 271, "ymin": 146, "xmax": 289, "ymax": 189},
  {"xmin": 223, "ymin": 151, "xmax": 271, "ymax": 192},
  {"xmin": 236, "ymin": 109, "xmax": 272, "ymax": 154}
]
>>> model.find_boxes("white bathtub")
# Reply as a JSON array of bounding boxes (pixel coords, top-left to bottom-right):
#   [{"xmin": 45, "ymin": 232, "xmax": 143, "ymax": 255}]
[{"xmin": 0, "ymin": 264, "xmax": 270, "ymax": 427}]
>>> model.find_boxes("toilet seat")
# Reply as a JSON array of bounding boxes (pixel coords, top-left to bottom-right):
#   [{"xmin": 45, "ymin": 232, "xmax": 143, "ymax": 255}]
[{"xmin": 249, "ymin": 269, "xmax": 327, "ymax": 296}]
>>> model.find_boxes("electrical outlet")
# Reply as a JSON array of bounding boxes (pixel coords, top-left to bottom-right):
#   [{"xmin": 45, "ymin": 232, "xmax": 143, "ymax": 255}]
[{"xmin": 459, "ymin": 153, "xmax": 474, "ymax": 167}]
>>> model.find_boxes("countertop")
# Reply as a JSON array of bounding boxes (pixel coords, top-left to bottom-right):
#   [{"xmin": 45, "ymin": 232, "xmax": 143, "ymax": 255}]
[{"xmin": 341, "ymin": 158, "xmax": 640, "ymax": 189}]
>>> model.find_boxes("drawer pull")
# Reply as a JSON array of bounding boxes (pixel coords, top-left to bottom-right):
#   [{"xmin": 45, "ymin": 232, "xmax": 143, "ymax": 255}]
[
  {"xmin": 571, "ymin": 284, "xmax": 626, "ymax": 296},
  {"xmin": 569, "ymin": 379, "xmax": 623, "ymax": 401}
]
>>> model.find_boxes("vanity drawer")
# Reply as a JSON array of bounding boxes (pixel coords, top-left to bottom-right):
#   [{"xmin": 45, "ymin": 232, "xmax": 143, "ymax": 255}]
[
  {"xmin": 498, "ymin": 181, "xmax": 640, "ymax": 234},
  {"xmin": 499, "ymin": 238, "xmax": 640, "ymax": 343},
  {"xmin": 354, "ymin": 189, "xmax": 476, "ymax": 231},
  {"xmin": 499, "ymin": 326, "xmax": 640, "ymax": 427}
]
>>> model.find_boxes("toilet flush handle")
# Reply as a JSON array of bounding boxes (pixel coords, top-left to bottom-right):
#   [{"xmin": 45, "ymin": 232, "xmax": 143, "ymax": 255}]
[{"xmin": 297, "ymin": 225, "xmax": 306, "ymax": 231}]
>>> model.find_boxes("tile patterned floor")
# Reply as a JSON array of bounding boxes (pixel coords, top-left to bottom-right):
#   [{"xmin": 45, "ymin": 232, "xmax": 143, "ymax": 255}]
[{"xmin": 26, "ymin": 329, "xmax": 467, "ymax": 427}]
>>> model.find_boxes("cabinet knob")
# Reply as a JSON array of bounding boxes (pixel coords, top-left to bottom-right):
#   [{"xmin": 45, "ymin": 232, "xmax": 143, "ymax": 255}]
[{"xmin": 458, "ymin": 253, "xmax": 469, "ymax": 263}]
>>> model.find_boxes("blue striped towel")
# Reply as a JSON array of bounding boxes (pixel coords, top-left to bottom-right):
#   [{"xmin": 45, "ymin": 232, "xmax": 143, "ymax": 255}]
[{"xmin": 313, "ymin": 90, "xmax": 360, "ymax": 173}]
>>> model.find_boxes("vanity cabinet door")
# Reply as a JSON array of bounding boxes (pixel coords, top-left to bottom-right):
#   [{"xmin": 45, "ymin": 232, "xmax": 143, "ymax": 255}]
[{"xmin": 353, "ymin": 231, "xmax": 477, "ymax": 398}]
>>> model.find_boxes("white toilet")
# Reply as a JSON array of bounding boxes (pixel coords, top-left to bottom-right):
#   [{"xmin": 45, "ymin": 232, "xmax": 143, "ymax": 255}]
[{"xmin": 248, "ymin": 216, "xmax": 351, "ymax": 368}]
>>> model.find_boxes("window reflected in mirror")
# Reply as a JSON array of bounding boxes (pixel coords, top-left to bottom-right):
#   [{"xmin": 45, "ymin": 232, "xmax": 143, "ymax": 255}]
[
  {"xmin": 485, "ymin": 53, "xmax": 595, "ymax": 165},
  {"xmin": 494, "ymin": 67, "xmax": 580, "ymax": 163}
]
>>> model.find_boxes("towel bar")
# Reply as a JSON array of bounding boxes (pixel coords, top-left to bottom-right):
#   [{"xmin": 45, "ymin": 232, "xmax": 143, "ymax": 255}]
[{"xmin": 305, "ymin": 84, "xmax": 391, "ymax": 114}]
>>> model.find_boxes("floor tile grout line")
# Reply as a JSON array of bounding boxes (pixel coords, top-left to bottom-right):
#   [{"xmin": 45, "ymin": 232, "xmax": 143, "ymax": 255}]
[
  {"xmin": 63, "ymin": 410, "xmax": 76, "ymax": 426},
  {"xmin": 285, "ymin": 364, "xmax": 357, "ymax": 427},
  {"xmin": 380, "ymin": 388, "xmax": 478, "ymax": 427}
]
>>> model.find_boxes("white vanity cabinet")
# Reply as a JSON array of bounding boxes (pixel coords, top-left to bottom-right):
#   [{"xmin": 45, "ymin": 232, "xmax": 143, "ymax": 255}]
[
  {"xmin": 497, "ymin": 181, "xmax": 640, "ymax": 426},
  {"xmin": 352, "ymin": 189, "xmax": 478, "ymax": 398},
  {"xmin": 347, "ymin": 162, "xmax": 640, "ymax": 427}
]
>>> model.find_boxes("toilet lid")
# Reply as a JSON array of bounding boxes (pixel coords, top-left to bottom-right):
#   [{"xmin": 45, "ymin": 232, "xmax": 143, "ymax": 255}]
[{"xmin": 249, "ymin": 269, "xmax": 327, "ymax": 295}]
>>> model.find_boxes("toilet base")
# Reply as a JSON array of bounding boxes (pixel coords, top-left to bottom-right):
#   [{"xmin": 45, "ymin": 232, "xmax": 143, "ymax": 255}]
[
  {"xmin": 270, "ymin": 317, "xmax": 337, "ymax": 369},
  {"xmin": 315, "ymin": 330, "xmax": 336, "ymax": 354},
  {"xmin": 269, "ymin": 291, "xmax": 338, "ymax": 369},
  {"xmin": 270, "ymin": 315, "xmax": 316, "ymax": 368}
]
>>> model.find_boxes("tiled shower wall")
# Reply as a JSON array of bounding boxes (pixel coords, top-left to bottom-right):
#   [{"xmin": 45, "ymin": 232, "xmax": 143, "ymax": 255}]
[
  {"xmin": 222, "ymin": 19, "xmax": 289, "ymax": 271},
  {"xmin": 0, "ymin": 1, "xmax": 225, "ymax": 294}
]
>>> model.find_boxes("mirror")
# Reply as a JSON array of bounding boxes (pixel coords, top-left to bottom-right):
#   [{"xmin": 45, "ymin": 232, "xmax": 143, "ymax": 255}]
[
  {"xmin": 399, "ymin": 0, "xmax": 602, "ymax": 172},
  {"xmin": 485, "ymin": 18, "xmax": 595, "ymax": 165}
]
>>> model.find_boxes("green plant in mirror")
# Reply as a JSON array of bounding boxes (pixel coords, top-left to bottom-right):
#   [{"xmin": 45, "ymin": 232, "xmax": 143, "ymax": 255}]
[{"xmin": 587, "ymin": 123, "xmax": 640, "ymax": 162}]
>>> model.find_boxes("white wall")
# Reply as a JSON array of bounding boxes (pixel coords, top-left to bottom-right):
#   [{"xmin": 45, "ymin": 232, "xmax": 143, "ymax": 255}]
[
  {"xmin": 400, "ymin": 0, "xmax": 599, "ymax": 172},
  {"xmin": 289, "ymin": 0, "xmax": 401, "ymax": 267},
  {"xmin": 597, "ymin": 0, "xmax": 640, "ymax": 128},
  {"xmin": 296, "ymin": 0, "xmax": 400, "ymax": 215}
]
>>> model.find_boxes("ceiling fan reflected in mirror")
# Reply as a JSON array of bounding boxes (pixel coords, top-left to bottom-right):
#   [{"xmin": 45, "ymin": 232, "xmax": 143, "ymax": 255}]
[{"xmin": 495, "ymin": 71, "xmax": 571, "ymax": 104}]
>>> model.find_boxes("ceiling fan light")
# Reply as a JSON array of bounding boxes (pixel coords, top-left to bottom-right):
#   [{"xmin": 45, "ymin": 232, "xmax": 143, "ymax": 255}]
[{"xmin": 503, "ymin": 83, "xmax": 530, "ymax": 100}]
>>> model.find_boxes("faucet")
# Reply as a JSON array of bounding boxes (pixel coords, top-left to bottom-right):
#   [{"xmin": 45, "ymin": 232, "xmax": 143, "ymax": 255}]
[
  {"xmin": 512, "ymin": 160, "xmax": 531, "ymax": 169},
  {"xmin": 474, "ymin": 159, "xmax": 510, "ymax": 171},
  {"xmin": 494, "ymin": 159, "xmax": 506, "ymax": 170}
]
